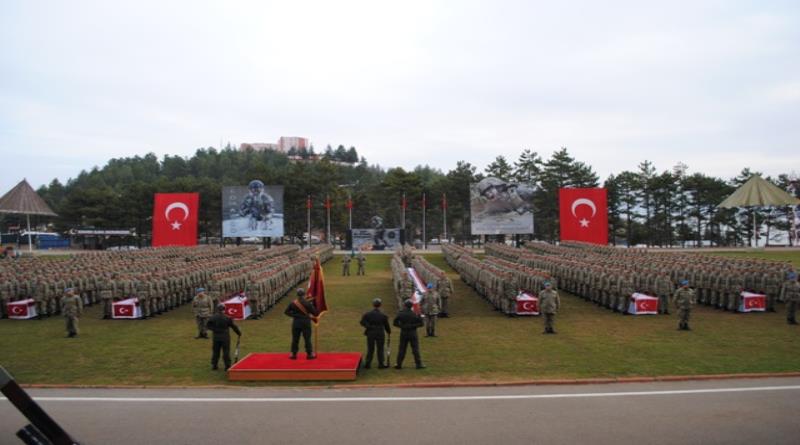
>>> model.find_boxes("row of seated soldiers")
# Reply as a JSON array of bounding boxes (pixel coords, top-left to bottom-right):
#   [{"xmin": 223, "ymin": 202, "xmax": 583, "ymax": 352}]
[
  {"xmin": 0, "ymin": 244, "xmax": 332, "ymax": 320},
  {"xmin": 484, "ymin": 241, "xmax": 797, "ymax": 314},
  {"xmin": 391, "ymin": 245, "xmax": 454, "ymax": 315},
  {"xmin": 442, "ymin": 243, "xmax": 554, "ymax": 315}
]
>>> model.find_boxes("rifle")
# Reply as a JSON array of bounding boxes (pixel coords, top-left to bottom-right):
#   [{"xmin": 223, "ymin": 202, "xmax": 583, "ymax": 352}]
[
  {"xmin": 234, "ymin": 336, "xmax": 241, "ymax": 363},
  {"xmin": 1, "ymin": 365, "xmax": 81, "ymax": 445},
  {"xmin": 385, "ymin": 333, "xmax": 391, "ymax": 367}
]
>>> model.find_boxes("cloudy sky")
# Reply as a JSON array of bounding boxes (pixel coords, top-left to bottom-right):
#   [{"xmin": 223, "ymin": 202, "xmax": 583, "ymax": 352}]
[{"xmin": 1, "ymin": 0, "xmax": 799, "ymax": 193}]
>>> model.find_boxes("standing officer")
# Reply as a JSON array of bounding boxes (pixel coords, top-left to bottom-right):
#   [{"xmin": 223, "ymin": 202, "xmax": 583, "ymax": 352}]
[
  {"xmin": 422, "ymin": 283, "xmax": 441, "ymax": 337},
  {"xmin": 284, "ymin": 288, "xmax": 319, "ymax": 359},
  {"xmin": 359, "ymin": 297, "xmax": 391, "ymax": 369},
  {"xmin": 356, "ymin": 253, "xmax": 367, "ymax": 276},
  {"xmin": 784, "ymin": 272, "xmax": 799, "ymax": 325},
  {"xmin": 192, "ymin": 288, "xmax": 214, "ymax": 339},
  {"xmin": 392, "ymin": 299, "xmax": 425, "ymax": 369},
  {"xmin": 673, "ymin": 279, "xmax": 696, "ymax": 331},
  {"xmin": 539, "ymin": 281, "xmax": 560, "ymax": 334},
  {"xmin": 342, "ymin": 255, "xmax": 352, "ymax": 276},
  {"xmin": 206, "ymin": 303, "xmax": 242, "ymax": 371},
  {"xmin": 60, "ymin": 288, "xmax": 83, "ymax": 338}
]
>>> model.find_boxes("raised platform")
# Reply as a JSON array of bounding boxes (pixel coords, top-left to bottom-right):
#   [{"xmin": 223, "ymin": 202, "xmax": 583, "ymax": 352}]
[{"xmin": 228, "ymin": 352, "xmax": 362, "ymax": 381}]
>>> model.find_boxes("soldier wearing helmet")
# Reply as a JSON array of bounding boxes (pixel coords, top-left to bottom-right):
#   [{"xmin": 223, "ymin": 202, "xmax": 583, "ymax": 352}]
[
  {"xmin": 475, "ymin": 177, "xmax": 535, "ymax": 216},
  {"xmin": 239, "ymin": 179, "xmax": 275, "ymax": 231}
]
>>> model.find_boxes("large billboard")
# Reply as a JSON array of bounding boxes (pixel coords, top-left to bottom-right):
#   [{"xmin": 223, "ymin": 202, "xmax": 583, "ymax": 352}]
[
  {"xmin": 351, "ymin": 228, "xmax": 403, "ymax": 251},
  {"xmin": 470, "ymin": 177, "xmax": 534, "ymax": 235},
  {"xmin": 222, "ymin": 181, "xmax": 284, "ymax": 238}
]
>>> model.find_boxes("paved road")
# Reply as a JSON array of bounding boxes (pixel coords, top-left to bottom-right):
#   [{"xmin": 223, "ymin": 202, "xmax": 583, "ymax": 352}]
[{"xmin": 2, "ymin": 378, "xmax": 799, "ymax": 445}]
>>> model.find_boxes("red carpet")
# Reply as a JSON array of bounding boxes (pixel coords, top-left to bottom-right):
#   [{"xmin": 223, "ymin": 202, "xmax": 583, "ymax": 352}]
[{"xmin": 228, "ymin": 353, "xmax": 362, "ymax": 381}]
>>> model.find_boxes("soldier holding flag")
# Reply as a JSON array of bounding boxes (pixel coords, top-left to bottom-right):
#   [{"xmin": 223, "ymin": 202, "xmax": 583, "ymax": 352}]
[{"xmin": 284, "ymin": 288, "xmax": 319, "ymax": 359}]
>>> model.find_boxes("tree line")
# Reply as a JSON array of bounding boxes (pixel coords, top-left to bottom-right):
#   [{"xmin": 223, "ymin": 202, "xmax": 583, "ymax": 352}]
[{"xmin": 6, "ymin": 145, "xmax": 798, "ymax": 247}]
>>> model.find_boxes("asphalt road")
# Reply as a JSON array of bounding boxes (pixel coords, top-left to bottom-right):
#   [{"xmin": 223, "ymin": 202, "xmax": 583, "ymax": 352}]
[{"xmin": 2, "ymin": 377, "xmax": 800, "ymax": 445}]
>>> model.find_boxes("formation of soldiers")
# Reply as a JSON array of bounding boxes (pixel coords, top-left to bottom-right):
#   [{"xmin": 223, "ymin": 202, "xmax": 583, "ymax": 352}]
[
  {"xmin": 442, "ymin": 243, "xmax": 555, "ymax": 315},
  {"xmin": 0, "ymin": 244, "xmax": 334, "ymax": 321},
  {"xmin": 389, "ymin": 245, "xmax": 454, "ymax": 317},
  {"xmin": 481, "ymin": 241, "xmax": 797, "ymax": 316}
]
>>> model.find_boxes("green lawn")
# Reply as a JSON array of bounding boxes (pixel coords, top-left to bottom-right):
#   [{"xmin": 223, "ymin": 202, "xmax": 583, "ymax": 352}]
[{"xmin": 2, "ymin": 252, "xmax": 799, "ymax": 386}]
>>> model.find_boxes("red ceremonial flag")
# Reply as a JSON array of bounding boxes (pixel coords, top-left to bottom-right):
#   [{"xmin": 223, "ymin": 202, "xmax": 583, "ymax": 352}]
[
  {"xmin": 152, "ymin": 193, "xmax": 199, "ymax": 247},
  {"xmin": 306, "ymin": 195, "xmax": 312, "ymax": 209},
  {"xmin": 422, "ymin": 193, "xmax": 427, "ymax": 209},
  {"xmin": 559, "ymin": 188, "xmax": 608, "ymax": 245},
  {"xmin": 324, "ymin": 196, "xmax": 331, "ymax": 210},
  {"xmin": 345, "ymin": 198, "xmax": 353, "ymax": 210},
  {"xmin": 401, "ymin": 195, "xmax": 407, "ymax": 209},
  {"xmin": 441, "ymin": 193, "xmax": 447, "ymax": 210},
  {"xmin": 307, "ymin": 257, "xmax": 327, "ymax": 324},
  {"xmin": 636, "ymin": 297, "xmax": 658, "ymax": 313}
]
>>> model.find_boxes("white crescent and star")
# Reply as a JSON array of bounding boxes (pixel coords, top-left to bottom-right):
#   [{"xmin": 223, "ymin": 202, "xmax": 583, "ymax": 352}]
[
  {"xmin": 521, "ymin": 301, "xmax": 535, "ymax": 311},
  {"xmin": 571, "ymin": 198, "xmax": 597, "ymax": 228},
  {"xmin": 165, "ymin": 202, "xmax": 190, "ymax": 230},
  {"xmin": 11, "ymin": 305, "xmax": 24, "ymax": 315},
  {"xmin": 119, "ymin": 306, "xmax": 130, "ymax": 315}
]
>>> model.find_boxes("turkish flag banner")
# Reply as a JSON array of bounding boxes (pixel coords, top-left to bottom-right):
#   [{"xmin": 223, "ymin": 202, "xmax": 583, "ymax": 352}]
[
  {"xmin": 152, "ymin": 193, "xmax": 199, "ymax": 247},
  {"xmin": 7, "ymin": 298, "xmax": 36, "ymax": 319},
  {"xmin": 628, "ymin": 293, "xmax": 659, "ymax": 315},
  {"xmin": 112, "ymin": 298, "xmax": 142, "ymax": 319},
  {"xmin": 739, "ymin": 291, "xmax": 766, "ymax": 313},
  {"xmin": 515, "ymin": 292, "xmax": 539, "ymax": 316},
  {"xmin": 223, "ymin": 295, "xmax": 251, "ymax": 320},
  {"xmin": 559, "ymin": 188, "xmax": 608, "ymax": 245}
]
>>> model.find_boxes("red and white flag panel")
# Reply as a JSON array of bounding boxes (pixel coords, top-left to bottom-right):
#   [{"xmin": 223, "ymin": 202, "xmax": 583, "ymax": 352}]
[
  {"xmin": 559, "ymin": 188, "xmax": 608, "ymax": 245},
  {"xmin": 739, "ymin": 292, "xmax": 766, "ymax": 312},
  {"xmin": 152, "ymin": 193, "xmax": 199, "ymax": 247}
]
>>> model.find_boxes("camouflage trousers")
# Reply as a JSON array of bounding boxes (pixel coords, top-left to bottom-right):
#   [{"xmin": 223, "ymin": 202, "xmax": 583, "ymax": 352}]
[
  {"xmin": 787, "ymin": 301, "xmax": 797, "ymax": 323},
  {"xmin": 65, "ymin": 315, "xmax": 79, "ymax": 336},
  {"xmin": 678, "ymin": 308, "xmax": 691, "ymax": 329},
  {"xmin": 543, "ymin": 313, "xmax": 555, "ymax": 332},
  {"xmin": 195, "ymin": 316, "xmax": 209, "ymax": 337}
]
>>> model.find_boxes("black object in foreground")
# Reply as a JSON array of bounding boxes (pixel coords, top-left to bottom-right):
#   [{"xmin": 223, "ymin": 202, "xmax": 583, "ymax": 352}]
[{"xmin": 0, "ymin": 365, "xmax": 80, "ymax": 445}]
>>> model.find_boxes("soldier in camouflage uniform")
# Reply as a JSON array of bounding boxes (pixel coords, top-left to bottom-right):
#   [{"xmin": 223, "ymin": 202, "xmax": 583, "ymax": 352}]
[
  {"xmin": 342, "ymin": 255, "xmax": 351, "ymax": 276},
  {"xmin": 539, "ymin": 281, "xmax": 560, "ymax": 334},
  {"xmin": 783, "ymin": 272, "xmax": 799, "ymax": 325},
  {"xmin": 673, "ymin": 280, "xmax": 695, "ymax": 331},
  {"xmin": 60, "ymin": 288, "xmax": 83, "ymax": 338},
  {"xmin": 356, "ymin": 253, "xmax": 366, "ymax": 276}
]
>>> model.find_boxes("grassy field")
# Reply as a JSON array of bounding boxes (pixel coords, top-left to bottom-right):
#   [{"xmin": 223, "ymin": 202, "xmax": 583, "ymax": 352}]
[{"xmin": 1, "ymin": 251, "xmax": 799, "ymax": 386}]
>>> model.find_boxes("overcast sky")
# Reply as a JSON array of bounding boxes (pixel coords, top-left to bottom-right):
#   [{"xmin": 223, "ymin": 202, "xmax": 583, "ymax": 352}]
[{"xmin": 1, "ymin": 0, "xmax": 799, "ymax": 193}]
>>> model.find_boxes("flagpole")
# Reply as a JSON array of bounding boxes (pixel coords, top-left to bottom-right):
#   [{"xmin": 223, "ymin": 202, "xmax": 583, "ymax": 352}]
[
  {"xmin": 307, "ymin": 194, "xmax": 312, "ymax": 250},
  {"xmin": 348, "ymin": 193, "xmax": 353, "ymax": 231},
  {"xmin": 442, "ymin": 193, "xmax": 447, "ymax": 243},
  {"xmin": 326, "ymin": 194, "xmax": 331, "ymax": 245},
  {"xmin": 401, "ymin": 192, "xmax": 406, "ymax": 232},
  {"xmin": 422, "ymin": 192, "xmax": 427, "ymax": 250}
]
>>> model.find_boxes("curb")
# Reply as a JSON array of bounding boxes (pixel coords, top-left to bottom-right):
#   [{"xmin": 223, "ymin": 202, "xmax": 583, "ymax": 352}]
[{"xmin": 21, "ymin": 371, "xmax": 800, "ymax": 391}]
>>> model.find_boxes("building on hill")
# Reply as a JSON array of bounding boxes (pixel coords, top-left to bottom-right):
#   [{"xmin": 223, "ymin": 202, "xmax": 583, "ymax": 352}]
[{"xmin": 240, "ymin": 136, "xmax": 309, "ymax": 153}]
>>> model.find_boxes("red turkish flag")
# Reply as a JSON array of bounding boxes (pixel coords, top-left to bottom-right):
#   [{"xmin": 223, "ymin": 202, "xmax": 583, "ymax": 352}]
[
  {"xmin": 559, "ymin": 188, "xmax": 608, "ymax": 245},
  {"xmin": 741, "ymin": 292, "xmax": 766, "ymax": 312},
  {"xmin": 345, "ymin": 198, "xmax": 353, "ymax": 210},
  {"xmin": 224, "ymin": 302, "xmax": 244, "ymax": 319},
  {"xmin": 152, "ymin": 193, "xmax": 199, "ymax": 247},
  {"xmin": 515, "ymin": 292, "xmax": 539, "ymax": 315},
  {"xmin": 635, "ymin": 297, "xmax": 658, "ymax": 313},
  {"xmin": 113, "ymin": 303, "xmax": 133, "ymax": 318},
  {"xmin": 8, "ymin": 302, "xmax": 29, "ymax": 317}
]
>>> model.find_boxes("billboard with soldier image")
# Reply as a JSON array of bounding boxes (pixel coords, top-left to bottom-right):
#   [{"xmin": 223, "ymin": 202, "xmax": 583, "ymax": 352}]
[
  {"xmin": 351, "ymin": 216, "xmax": 402, "ymax": 251},
  {"xmin": 222, "ymin": 181, "xmax": 285, "ymax": 238},
  {"xmin": 470, "ymin": 177, "xmax": 535, "ymax": 235}
]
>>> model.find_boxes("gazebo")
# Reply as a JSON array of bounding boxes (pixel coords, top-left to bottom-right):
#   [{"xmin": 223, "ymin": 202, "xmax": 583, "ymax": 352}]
[
  {"xmin": 0, "ymin": 179, "xmax": 58, "ymax": 252},
  {"xmin": 718, "ymin": 175, "xmax": 800, "ymax": 246}
]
